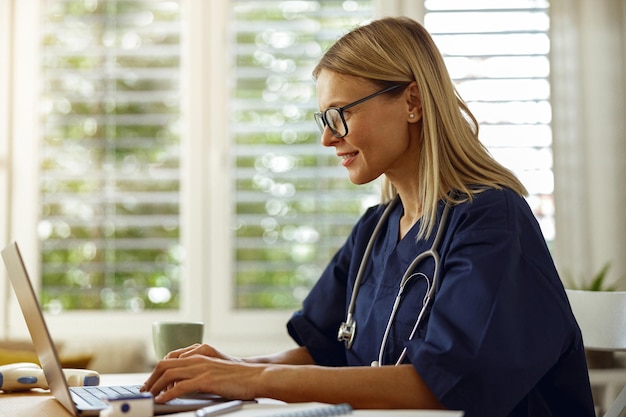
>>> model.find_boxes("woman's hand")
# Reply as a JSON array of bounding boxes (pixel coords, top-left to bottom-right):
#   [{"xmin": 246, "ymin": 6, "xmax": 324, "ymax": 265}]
[
  {"xmin": 140, "ymin": 346, "xmax": 316, "ymax": 404},
  {"xmin": 141, "ymin": 354, "xmax": 262, "ymax": 403},
  {"xmin": 164, "ymin": 343, "xmax": 244, "ymax": 363}
]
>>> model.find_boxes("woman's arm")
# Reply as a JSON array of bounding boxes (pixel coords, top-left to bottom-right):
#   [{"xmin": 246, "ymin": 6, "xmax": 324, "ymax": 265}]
[
  {"xmin": 257, "ymin": 363, "xmax": 444, "ymax": 409},
  {"xmin": 244, "ymin": 346, "xmax": 317, "ymax": 365},
  {"xmin": 141, "ymin": 353, "xmax": 444, "ymax": 410}
]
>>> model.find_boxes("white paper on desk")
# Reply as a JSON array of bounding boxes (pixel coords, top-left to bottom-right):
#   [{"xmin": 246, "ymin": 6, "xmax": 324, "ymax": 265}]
[
  {"xmin": 213, "ymin": 401, "xmax": 464, "ymax": 417},
  {"xmin": 219, "ymin": 402, "xmax": 323, "ymax": 416},
  {"xmin": 162, "ymin": 401, "xmax": 464, "ymax": 417},
  {"xmin": 353, "ymin": 411, "xmax": 463, "ymax": 416}
]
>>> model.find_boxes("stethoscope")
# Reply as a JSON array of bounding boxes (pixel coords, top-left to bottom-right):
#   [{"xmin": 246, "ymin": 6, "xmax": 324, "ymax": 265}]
[{"xmin": 337, "ymin": 195, "xmax": 452, "ymax": 367}]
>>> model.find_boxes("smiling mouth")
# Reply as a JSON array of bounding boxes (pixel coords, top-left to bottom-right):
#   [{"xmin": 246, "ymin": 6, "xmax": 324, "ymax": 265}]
[{"xmin": 339, "ymin": 152, "xmax": 358, "ymax": 166}]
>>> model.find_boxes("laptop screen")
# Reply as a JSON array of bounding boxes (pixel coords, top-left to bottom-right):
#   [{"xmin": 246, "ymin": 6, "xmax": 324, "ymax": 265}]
[{"xmin": 2, "ymin": 242, "xmax": 79, "ymax": 415}]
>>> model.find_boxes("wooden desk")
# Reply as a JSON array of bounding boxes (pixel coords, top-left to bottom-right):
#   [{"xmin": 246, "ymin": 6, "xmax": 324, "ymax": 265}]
[
  {"xmin": 0, "ymin": 374, "xmax": 464, "ymax": 417},
  {"xmin": 0, "ymin": 390, "xmax": 66, "ymax": 417}
]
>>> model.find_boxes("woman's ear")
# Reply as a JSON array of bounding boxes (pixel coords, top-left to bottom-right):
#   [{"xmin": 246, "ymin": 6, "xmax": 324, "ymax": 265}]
[{"xmin": 406, "ymin": 81, "xmax": 422, "ymax": 123}]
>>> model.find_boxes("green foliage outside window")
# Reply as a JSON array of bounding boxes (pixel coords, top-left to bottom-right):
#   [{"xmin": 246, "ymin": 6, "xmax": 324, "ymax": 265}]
[
  {"xmin": 40, "ymin": 0, "xmax": 182, "ymax": 311},
  {"xmin": 38, "ymin": 0, "xmax": 375, "ymax": 312},
  {"xmin": 231, "ymin": 1, "xmax": 375, "ymax": 309}
]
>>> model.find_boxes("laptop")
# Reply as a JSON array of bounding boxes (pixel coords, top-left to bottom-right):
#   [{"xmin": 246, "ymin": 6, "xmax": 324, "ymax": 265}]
[{"xmin": 1, "ymin": 241, "xmax": 223, "ymax": 416}]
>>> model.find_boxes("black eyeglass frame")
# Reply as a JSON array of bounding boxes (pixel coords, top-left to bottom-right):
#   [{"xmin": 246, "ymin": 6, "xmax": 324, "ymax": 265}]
[{"xmin": 314, "ymin": 84, "xmax": 403, "ymax": 138}]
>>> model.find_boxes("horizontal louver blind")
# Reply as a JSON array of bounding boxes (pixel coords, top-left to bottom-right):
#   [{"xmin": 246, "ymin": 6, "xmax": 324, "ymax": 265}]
[
  {"xmin": 231, "ymin": 0, "xmax": 375, "ymax": 308},
  {"xmin": 424, "ymin": 0, "xmax": 554, "ymax": 241},
  {"xmin": 36, "ymin": 0, "xmax": 553, "ymax": 313},
  {"xmin": 40, "ymin": 0, "xmax": 182, "ymax": 311}
]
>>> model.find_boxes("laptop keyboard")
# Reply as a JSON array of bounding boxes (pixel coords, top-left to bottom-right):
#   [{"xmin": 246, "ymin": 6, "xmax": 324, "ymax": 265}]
[{"xmin": 70, "ymin": 385, "xmax": 143, "ymax": 408}]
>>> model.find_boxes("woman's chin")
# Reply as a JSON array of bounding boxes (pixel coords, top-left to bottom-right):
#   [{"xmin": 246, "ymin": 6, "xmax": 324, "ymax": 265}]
[{"xmin": 347, "ymin": 171, "xmax": 379, "ymax": 186}]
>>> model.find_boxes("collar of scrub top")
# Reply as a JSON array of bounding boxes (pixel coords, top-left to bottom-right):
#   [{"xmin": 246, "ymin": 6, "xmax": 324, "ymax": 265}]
[{"xmin": 338, "ymin": 194, "xmax": 453, "ymax": 360}]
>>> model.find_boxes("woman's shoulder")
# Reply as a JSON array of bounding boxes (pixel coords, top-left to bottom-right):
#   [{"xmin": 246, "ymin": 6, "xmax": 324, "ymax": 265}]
[
  {"xmin": 457, "ymin": 186, "xmax": 526, "ymax": 211},
  {"xmin": 451, "ymin": 187, "xmax": 534, "ymax": 230}
]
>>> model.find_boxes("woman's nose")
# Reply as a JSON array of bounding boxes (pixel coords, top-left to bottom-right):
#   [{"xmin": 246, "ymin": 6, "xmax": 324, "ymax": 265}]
[{"xmin": 320, "ymin": 128, "xmax": 340, "ymax": 147}]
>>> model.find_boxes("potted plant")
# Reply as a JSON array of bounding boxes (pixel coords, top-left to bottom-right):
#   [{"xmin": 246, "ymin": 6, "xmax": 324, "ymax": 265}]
[{"xmin": 565, "ymin": 263, "xmax": 623, "ymax": 369}]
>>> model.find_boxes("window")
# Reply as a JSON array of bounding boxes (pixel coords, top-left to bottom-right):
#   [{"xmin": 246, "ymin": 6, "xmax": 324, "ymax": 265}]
[
  {"xmin": 231, "ymin": 1, "xmax": 375, "ymax": 310},
  {"xmin": 4, "ymin": 0, "xmax": 554, "ymax": 352},
  {"xmin": 39, "ymin": 0, "xmax": 183, "ymax": 311},
  {"xmin": 32, "ymin": 0, "xmax": 378, "ymax": 316}
]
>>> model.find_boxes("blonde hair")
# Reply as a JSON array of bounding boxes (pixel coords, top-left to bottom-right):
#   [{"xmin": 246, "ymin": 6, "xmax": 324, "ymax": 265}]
[{"xmin": 313, "ymin": 17, "xmax": 527, "ymax": 239}]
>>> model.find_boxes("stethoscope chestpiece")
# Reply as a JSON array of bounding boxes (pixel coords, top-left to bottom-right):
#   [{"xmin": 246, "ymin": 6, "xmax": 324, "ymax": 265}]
[{"xmin": 337, "ymin": 316, "xmax": 356, "ymax": 349}]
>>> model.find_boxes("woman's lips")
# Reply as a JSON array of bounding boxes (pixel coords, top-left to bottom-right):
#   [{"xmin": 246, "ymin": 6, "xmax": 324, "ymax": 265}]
[{"xmin": 339, "ymin": 152, "xmax": 358, "ymax": 167}]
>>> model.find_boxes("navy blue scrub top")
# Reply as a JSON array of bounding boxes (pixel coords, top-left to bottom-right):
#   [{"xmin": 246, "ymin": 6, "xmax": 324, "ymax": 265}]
[{"xmin": 287, "ymin": 188, "xmax": 595, "ymax": 417}]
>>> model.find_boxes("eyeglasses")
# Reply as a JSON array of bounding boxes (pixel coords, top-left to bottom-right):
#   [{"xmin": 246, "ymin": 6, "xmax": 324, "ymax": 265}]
[{"xmin": 314, "ymin": 84, "xmax": 403, "ymax": 138}]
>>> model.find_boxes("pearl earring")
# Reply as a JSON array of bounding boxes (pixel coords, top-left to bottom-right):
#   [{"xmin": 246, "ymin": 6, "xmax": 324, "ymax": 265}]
[{"xmin": 409, "ymin": 114, "xmax": 415, "ymax": 118}]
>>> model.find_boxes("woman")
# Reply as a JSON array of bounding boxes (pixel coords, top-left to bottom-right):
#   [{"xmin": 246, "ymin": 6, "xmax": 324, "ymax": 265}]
[{"xmin": 141, "ymin": 17, "xmax": 595, "ymax": 416}]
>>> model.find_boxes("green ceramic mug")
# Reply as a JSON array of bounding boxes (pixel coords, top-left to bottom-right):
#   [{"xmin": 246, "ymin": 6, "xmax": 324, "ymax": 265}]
[{"xmin": 152, "ymin": 321, "xmax": 204, "ymax": 359}]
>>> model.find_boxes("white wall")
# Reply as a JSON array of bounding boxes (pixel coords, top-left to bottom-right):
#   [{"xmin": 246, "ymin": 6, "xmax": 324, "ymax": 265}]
[
  {"xmin": 0, "ymin": 0, "xmax": 12, "ymax": 340},
  {"xmin": 551, "ymin": 0, "xmax": 626, "ymax": 288}
]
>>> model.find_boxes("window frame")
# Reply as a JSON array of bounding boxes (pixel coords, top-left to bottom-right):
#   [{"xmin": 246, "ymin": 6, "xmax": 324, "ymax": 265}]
[
  {"xmin": 3, "ymin": 0, "xmax": 44, "ymax": 342},
  {"xmin": 186, "ymin": 0, "xmax": 297, "ymax": 355},
  {"xmin": 0, "ymin": 0, "xmax": 12, "ymax": 337}
]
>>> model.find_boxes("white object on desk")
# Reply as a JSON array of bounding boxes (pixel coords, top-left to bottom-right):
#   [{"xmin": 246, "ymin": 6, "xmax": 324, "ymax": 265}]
[
  {"xmin": 226, "ymin": 401, "xmax": 463, "ymax": 417},
  {"xmin": 196, "ymin": 400, "xmax": 245, "ymax": 416},
  {"xmin": 257, "ymin": 403, "xmax": 352, "ymax": 416},
  {"xmin": 99, "ymin": 392, "xmax": 154, "ymax": 417},
  {"xmin": 0, "ymin": 362, "xmax": 100, "ymax": 392},
  {"xmin": 354, "ymin": 412, "xmax": 462, "ymax": 416}
]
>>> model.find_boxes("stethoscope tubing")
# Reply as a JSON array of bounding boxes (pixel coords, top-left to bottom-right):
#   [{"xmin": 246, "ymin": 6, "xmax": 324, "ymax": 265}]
[
  {"xmin": 338, "ymin": 196, "xmax": 400, "ymax": 349},
  {"xmin": 339, "ymin": 195, "xmax": 452, "ymax": 366}
]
